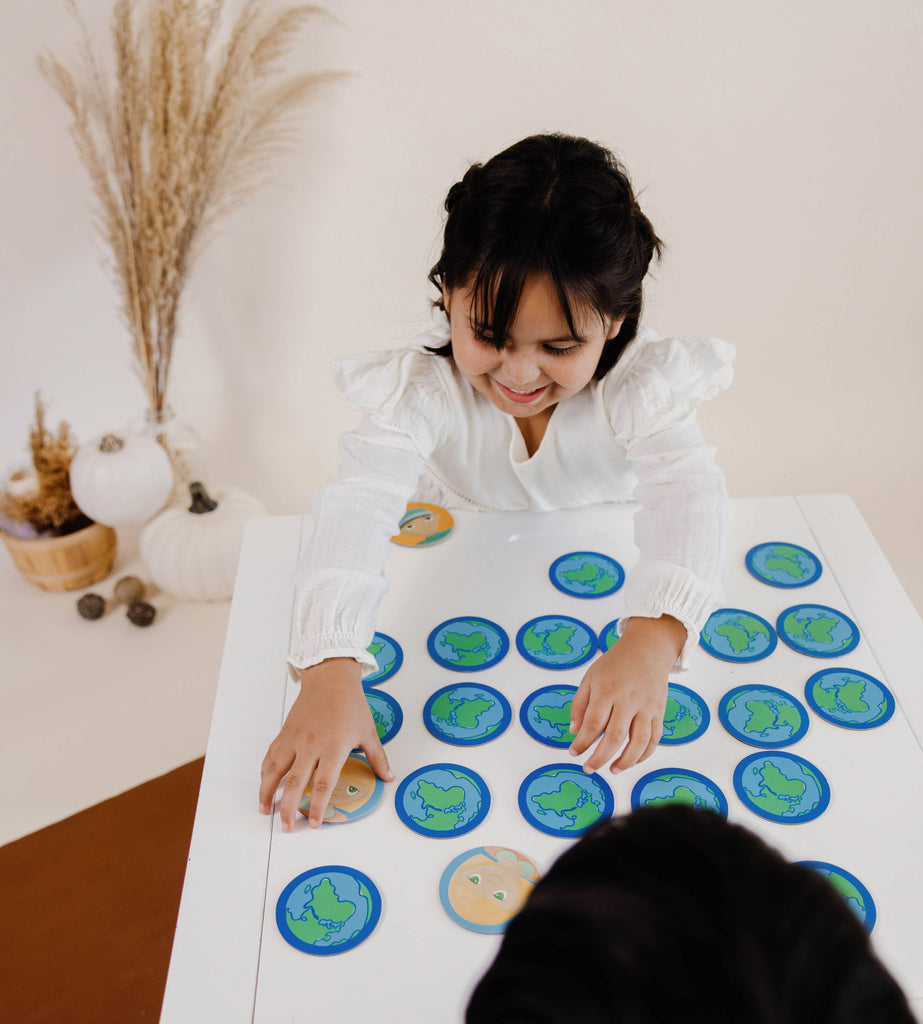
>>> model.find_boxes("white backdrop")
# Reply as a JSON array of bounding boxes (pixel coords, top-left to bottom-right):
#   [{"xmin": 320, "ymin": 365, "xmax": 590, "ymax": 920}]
[{"xmin": 1, "ymin": 0, "xmax": 920, "ymax": 613}]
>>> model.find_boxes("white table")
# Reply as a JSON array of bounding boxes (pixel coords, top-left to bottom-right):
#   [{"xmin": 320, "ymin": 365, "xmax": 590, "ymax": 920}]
[{"xmin": 161, "ymin": 496, "xmax": 923, "ymax": 1021}]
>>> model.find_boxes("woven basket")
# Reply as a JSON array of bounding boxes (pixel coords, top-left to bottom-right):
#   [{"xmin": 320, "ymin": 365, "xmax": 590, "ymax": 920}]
[{"xmin": 1, "ymin": 522, "xmax": 117, "ymax": 592}]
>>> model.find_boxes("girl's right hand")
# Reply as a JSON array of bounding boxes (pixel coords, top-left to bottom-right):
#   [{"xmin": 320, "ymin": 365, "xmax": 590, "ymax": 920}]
[{"xmin": 258, "ymin": 658, "xmax": 394, "ymax": 832}]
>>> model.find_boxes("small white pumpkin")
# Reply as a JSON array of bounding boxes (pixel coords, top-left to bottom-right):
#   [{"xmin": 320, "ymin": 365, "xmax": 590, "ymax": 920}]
[
  {"xmin": 70, "ymin": 433, "xmax": 174, "ymax": 526},
  {"xmin": 140, "ymin": 481, "xmax": 266, "ymax": 601}
]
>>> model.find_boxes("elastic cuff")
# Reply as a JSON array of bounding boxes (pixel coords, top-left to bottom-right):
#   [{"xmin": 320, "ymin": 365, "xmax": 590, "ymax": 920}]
[
  {"xmin": 287, "ymin": 645, "xmax": 379, "ymax": 683},
  {"xmin": 620, "ymin": 560, "xmax": 722, "ymax": 670}
]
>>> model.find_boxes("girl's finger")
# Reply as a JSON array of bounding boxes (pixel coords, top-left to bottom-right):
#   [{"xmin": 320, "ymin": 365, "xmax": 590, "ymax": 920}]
[
  {"xmin": 362, "ymin": 732, "xmax": 394, "ymax": 782},
  {"xmin": 569, "ymin": 679, "xmax": 591, "ymax": 735},
  {"xmin": 279, "ymin": 756, "xmax": 320, "ymax": 832},
  {"xmin": 569, "ymin": 701, "xmax": 609, "ymax": 757},
  {"xmin": 610, "ymin": 717, "xmax": 651, "ymax": 773},
  {"xmin": 259, "ymin": 746, "xmax": 294, "ymax": 813},
  {"xmin": 636, "ymin": 718, "xmax": 662, "ymax": 765},
  {"xmin": 580, "ymin": 716, "xmax": 627, "ymax": 774}
]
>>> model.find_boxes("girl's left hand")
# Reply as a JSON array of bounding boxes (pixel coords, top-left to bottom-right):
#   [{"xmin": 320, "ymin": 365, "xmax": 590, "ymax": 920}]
[{"xmin": 568, "ymin": 615, "xmax": 686, "ymax": 775}]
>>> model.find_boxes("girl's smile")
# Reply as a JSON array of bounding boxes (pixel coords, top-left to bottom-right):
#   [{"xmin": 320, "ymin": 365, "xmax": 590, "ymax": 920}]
[
  {"xmin": 493, "ymin": 381, "xmax": 550, "ymax": 404},
  {"xmin": 445, "ymin": 274, "xmax": 622, "ymax": 451}
]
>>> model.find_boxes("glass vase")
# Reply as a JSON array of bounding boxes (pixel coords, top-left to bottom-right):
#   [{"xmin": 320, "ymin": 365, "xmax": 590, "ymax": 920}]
[{"xmin": 140, "ymin": 406, "xmax": 206, "ymax": 504}]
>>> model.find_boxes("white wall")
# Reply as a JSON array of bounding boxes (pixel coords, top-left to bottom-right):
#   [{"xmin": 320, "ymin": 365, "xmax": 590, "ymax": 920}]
[{"xmin": 2, "ymin": 0, "xmax": 921, "ymax": 613}]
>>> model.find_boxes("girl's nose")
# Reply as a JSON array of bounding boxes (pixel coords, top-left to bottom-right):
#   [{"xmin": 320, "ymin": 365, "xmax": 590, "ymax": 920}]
[{"xmin": 502, "ymin": 346, "xmax": 540, "ymax": 386}]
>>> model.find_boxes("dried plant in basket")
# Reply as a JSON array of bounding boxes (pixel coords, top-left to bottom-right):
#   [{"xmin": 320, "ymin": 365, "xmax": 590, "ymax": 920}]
[
  {"xmin": 0, "ymin": 394, "xmax": 88, "ymax": 537},
  {"xmin": 39, "ymin": 0, "xmax": 339, "ymax": 415}
]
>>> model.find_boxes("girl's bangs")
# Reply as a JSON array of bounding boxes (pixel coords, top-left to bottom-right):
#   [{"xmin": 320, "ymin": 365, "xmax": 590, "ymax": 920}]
[{"xmin": 468, "ymin": 256, "xmax": 601, "ymax": 345}]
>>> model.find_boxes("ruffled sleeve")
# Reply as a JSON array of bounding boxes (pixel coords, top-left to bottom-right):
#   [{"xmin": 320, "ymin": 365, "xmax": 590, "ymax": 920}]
[
  {"xmin": 288, "ymin": 342, "xmax": 452, "ymax": 678},
  {"xmin": 604, "ymin": 334, "xmax": 735, "ymax": 443},
  {"xmin": 603, "ymin": 332, "xmax": 736, "ymax": 668},
  {"xmin": 332, "ymin": 341, "xmax": 453, "ymax": 455}
]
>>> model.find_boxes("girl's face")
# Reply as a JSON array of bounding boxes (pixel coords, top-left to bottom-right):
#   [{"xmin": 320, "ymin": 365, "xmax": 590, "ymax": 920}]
[{"xmin": 445, "ymin": 274, "xmax": 621, "ymax": 425}]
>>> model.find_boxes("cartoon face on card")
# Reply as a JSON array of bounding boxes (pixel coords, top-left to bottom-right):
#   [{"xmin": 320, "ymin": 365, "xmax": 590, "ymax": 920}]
[
  {"xmin": 299, "ymin": 755, "xmax": 385, "ymax": 824},
  {"xmin": 391, "ymin": 503, "xmax": 455, "ymax": 547},
  {"xmin": 439, "ymin": 847, "xmax": 540, "ymax": 933}
]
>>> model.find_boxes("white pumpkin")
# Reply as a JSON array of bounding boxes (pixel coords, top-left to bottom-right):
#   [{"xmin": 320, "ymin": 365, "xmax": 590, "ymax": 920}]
[
  {"xmin": 70, "ymin": 433, "xmax": 174, "ymax": 526},
  {"xmin": 140, "ymin": 482, "xmax": 266, "ymax": 601}
]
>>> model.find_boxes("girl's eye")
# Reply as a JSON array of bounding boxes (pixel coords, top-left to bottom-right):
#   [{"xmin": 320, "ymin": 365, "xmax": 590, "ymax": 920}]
[
  {"xmin": 347, "ymin": 785, "xmax": 359, "ymax": 795},
  {"xmin": 543, "ymin": 344, "xmax": 579, "ymax": 356},
  {"xmin": 492, "ymin": 890, "xmax": 508, "ymax": 902},
  {"xmin": 468, "ymin": 873, "xmax": 481, "ymax": 884}
]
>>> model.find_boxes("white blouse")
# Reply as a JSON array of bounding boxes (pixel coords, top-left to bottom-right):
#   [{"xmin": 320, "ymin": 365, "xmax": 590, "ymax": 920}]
[{"xmin": 289, "ymin": 317, "xmax": 735, "ymax": 676}]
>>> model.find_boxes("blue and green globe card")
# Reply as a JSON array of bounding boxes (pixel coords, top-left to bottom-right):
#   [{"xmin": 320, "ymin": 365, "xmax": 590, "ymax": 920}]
[
  {"xmin": 661, "ymin": 683, "xmax": 710, "ymax": 744},
  {"xmin": 276, "ymin": 866, "xmax": 382, "ymax": 955},
  {"xmin": 776, "ymin": 604, "xmax": 860, "ymax": 658},
  {"xmin": 548, "ymin": 551, "xmax": 625, "ymax": 598},
  {"xmin": 516, "ymin": 615, "xmax": 597, "ymax": 669},
  {"xmin": 699, "ymin": 608, "xmax": 777, "ymax": 663},
  {"xmin": 395, "ymin": 763, "xmax": 491, "ymax": 838},
  {"xmin": 518, "ymin": 763, "xmax": 614, "ymax": 838},
  {"xmin": 733, "ymin": 751, "xmax": 831, "ymax": 824},
  {"xmin": 746, "ymin": 541, "xmax": 822, "ymax": 588},
  {"xmin": 631, "ymin": 768, "xmax": 728, "ymax": 817},
  {"xmin": 804, "ymin": 668, "xmax": 895, "ymax": 729},
  {"xmin": 718, "ymin": 684, "xmax": 809, "ymax": 748},
  {"xmin": 519, "ymin": 684, "xmax": 578, "ymax": 748},
  {"xmin": 363, "ymin": 632, "xmax": 403, "ymax": 687},
  {"xmin": 797, "ymin": 860, "xmax": 877, "ymax": 933},
  {"xmin": 423, "ymin": 683, "xmax": 512, "ymax": 746},
  {"xmin": 427, "ymin": 617, "xmax": 509, "ymax": 671}
]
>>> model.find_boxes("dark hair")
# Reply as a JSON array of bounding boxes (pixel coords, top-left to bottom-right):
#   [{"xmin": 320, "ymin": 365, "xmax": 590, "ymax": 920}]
[
  {"xmin": 427, "ymin": 133, "xmax": 663, "ymax": 379},
  {"xmin": 467, "ymin": 806, "xmax": 912, "ymax": 1024}
]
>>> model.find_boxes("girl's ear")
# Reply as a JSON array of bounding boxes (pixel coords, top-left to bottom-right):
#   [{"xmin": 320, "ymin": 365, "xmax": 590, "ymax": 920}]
[{"xmin": 607, "ymin": 317, "xmax": 625, "ymax": 340}]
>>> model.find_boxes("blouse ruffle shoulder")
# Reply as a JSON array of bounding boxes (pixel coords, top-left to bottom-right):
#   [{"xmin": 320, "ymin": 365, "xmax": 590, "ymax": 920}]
[
  {"xmin": 602, "ymin": 329, "xmax": 736, "ymax": 442},
  {"xmin": 331, "ymin": 323, "xmax": 454, "ymax": 453}
]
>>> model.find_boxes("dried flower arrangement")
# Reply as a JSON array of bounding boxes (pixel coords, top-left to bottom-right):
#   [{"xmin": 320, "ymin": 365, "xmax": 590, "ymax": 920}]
[
  {"xmin": 39, "ymin": 0, "xmax": 338, "ymax": 416},
  {"xmin": 0, "ymin": 394, "xmax": 89, "ymax": 538}
]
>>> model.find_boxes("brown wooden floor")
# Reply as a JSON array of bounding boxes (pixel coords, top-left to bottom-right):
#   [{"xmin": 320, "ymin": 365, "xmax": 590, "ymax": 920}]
[{"xmin": 0, "ymin": 758, "xmax": 204, "ymax": 1024}]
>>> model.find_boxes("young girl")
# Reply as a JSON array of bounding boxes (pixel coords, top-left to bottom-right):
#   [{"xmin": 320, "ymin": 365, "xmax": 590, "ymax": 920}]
[{"xmin": 259, "ymin": 133, "xmax": 734, "ymax": 831}]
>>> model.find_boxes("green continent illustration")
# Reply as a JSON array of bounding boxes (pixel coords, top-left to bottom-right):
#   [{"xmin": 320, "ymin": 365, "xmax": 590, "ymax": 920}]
[
  {"xmin": 371, "ymin": 707, "xmax": 388, "ymax": 738},
  {"xmin": 367, "ymin": 640, "xmax": 384, "ymax": 658},
  {"xmin": 764, "ymin": 545, "xmax": 807, "ymax": 579},
  {"xmin": 287, "ymin": 878, "xmax": 356, "ymax": 945},
  {"xmin": 431, "ymin": 692, "xmax": 491, "ymax": 730},
  {"xmin": 414, "ymin": 779, "xmax": 465, "ymax": 829},
  {"xmin": 752, "ymin": 763, "xmax": 805, "ymax": 815},
  {"xmin": 562, "ymin": 561, "xmax": 615, "ymax": 594},
  {"xmin": 714, "ymin": 616, "xmax": 765, "ymax": 654},
  {"xmin": 645, "ymin": 785, "xmax": 701, "ymax": 808},
  {"xmin": 813, "ymin": 679, "xmax": 869, "ymax": 715},
  {"xmin": 534, "ymin": 702, "xmax": 574, "ymax": 740},
  {"xmin": 825, "ymin": 872, "xmax": 865, "ymax": 904},
  {"xmin": 443, "ymin": 630, "xmax": 489, "ymax": 665},
  {"xmin": 744, "ymin": 699, "xmax": 801, "ymax": 735},
  {"xmin": 532, "ymin": 780, "xmax": 601, "ymax": 830},
  {"xmin": 524, "ymin": 624, "xmax": 577, "ymax": 657},
  {"xmin": 785, "ymin": 613, "xmax": 838, "ymax": 645},
  {"xmin": 663, "ymin": 696, "xmax": 699, "ymax": 740}
]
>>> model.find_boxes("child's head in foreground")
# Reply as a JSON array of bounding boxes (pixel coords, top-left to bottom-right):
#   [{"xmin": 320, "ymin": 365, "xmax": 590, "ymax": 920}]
[
  {"xmin": 428, "ymin": 133, "xmax": 663, "ymax": 385},
  {"xmin": 466, "ymin": 805, "xmax": 912, "ymax": 1023}
]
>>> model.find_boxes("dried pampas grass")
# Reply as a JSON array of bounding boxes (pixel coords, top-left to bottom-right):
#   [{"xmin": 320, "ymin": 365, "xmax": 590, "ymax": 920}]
[{"xmin": 40, "ymin": 0, "xmax": 339, "ymax": 414}]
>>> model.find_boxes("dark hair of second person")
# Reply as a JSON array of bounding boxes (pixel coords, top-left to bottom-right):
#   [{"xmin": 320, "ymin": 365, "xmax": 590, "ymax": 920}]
[{"xmin": 466, "ymin": 805, "xmax": 913, "ymax": 1024}]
